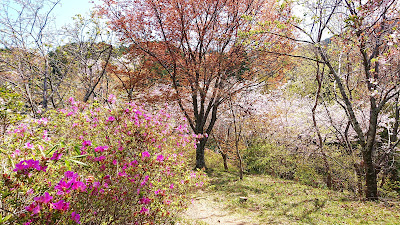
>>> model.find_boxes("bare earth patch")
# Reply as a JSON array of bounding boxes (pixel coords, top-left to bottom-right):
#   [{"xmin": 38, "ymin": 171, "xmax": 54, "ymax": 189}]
[{"xmin": 179, "ymin": 195, "xmax": 257, "ymax": 225}]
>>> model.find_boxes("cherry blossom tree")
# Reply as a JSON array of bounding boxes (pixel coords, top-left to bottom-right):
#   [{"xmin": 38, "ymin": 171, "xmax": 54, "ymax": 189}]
[{"xmin": 290, "ymin": 0, "xmax": 400, "ymax": 200}]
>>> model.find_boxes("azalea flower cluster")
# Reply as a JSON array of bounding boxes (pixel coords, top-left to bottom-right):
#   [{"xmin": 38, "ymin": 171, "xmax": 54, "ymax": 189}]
[
  {"xmin": 14, "ymin": 166, "xmax": 86, "ymax": 224},
  {"xmin": 24, "ymin": 192, "xmax": 79, "ymax": 224},
  {"xmin": 14, "ymin": 159, "xmax": 47, "ymax": 174},
  {"xmin": 54, "ymin": 171, "xmax": 87, "ymax": 195},
  {"xmin": 1, "ymin": 96, "xmax": 207, "ymax": 224}
]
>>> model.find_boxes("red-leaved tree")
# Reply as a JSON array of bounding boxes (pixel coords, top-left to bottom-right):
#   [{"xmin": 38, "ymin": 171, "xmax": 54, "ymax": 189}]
[{"xmin": 99, "ymin": 0, "xmax": 293, "ymax": 169}]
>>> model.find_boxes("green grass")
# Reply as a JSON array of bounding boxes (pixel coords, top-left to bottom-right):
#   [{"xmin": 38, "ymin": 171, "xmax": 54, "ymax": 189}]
[{"xmin": 185, "ymin": 170, "xmax": 400, "ymax": 225}]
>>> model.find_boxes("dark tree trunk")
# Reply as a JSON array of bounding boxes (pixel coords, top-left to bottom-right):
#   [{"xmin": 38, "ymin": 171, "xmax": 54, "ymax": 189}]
[
  {"xmin": 83, "ymin": 45, "xmax": 112, "ymax": 102},
  {"xmin": 364, "ymin": 109, "xmax": 379, "ymax": 200},
  {"xmin": 194, "ymin": 104, "xmax": 218, "ymax": 169},
  {"xmin": 354, "ymin": 163, "xmax": 364, "ymax": 198},
  {"xmin": 221, "ymin": 152, "xmax": 228, "ymax": 171},
  {"xmin": 364, "ymin": 152, "xmax": 378, "ymax": 200},
  {"xmin": 364, "ymin": 142, "xmax": 378, "ymax": 200},
  {"xmin": 318, "ymin": 45, "xmax": 381, "ymax": 200},
  {"xmin": 195, "ymin": 137, "xmax": 207, "ymax": 169}
]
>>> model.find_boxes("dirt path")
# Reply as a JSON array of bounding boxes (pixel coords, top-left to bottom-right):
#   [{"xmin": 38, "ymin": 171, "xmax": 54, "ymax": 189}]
[{"xmin": 179, "ymin": 195, "xmax": 257, "ymax": 225}]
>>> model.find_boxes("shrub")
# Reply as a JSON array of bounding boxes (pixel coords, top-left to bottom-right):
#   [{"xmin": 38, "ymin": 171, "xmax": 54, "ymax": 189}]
[
  {"xmin": 0, "ymin": 97, "xmax": 207, "ymax": 224},
  {"xmin": 0, "ymin": 84, "xmax": 26, "ymax": 140},
  {"xmin": 242, "ymin": 141, "xmax": 297, "ymax": 179},
  {"xmin": 242, "ymin": 140, "xmax": 358, "ymax": 191}
]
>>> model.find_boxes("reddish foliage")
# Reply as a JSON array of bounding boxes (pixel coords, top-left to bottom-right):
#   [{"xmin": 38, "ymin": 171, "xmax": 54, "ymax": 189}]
[{"xmin": 99, "ymin": 0, "xmax": 294, "ymax": 168}]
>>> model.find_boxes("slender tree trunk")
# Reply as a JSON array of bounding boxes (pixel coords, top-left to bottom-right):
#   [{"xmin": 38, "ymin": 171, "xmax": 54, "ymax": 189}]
[
  {"xmin": 230, "ymin": 99, "xmax": 243, "ymax": 180},
  {"xmin": 235, "ymin": 137, "xmax": 244, "ymax": 180},
  {"xmin": 42, "ymin": 60, "xmax": 48, "ymax": 110},
  {"xmin": 83, "ymin": 46, "xmax": 112, "ymax": 102},
  {"xmin": 24, "ymin": 83, "xmax": 36, "ymax": 116},
  {"xmin": 312, "ymin": 61, "xmax": 332, "ymax": 189},
  {"xmin": 214, "ymin": 136, "xmax": 229, "ymax": 171},
  {"xmin": 389, "ymin": 94, "xmax": 400, "ymax": 182},
  {"xmin": 221, "ymin": 152, "xmax": 228, "ymax": 171}
]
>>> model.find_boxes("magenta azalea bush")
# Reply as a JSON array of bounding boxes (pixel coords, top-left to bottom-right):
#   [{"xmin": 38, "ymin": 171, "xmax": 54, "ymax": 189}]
[{"xmin": 0, "ymin": 97, "xmax": 207, "ymax": 224}]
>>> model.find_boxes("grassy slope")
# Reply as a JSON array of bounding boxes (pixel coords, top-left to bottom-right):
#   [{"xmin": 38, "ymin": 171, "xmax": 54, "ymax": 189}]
[{"xmin": 181, "ymin": 170, "xmax": 400, "ymax": 225}]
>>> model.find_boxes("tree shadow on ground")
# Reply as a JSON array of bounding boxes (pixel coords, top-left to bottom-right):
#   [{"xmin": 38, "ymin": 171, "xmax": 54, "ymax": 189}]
[
  {"xmin": 206, "ymin": 171, "xmax": 334, "ymax": 224},
  {"xmin": 208, "ymin": 170, "xmax": 270, "ymax": 195},
  {"xmin": 283, "ymin": 198, "xmax": 326, "ymax": 224}
]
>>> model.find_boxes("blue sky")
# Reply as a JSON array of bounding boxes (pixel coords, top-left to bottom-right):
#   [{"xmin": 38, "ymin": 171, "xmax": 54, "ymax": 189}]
[
  {"xmin": 52, "ymin": 0, "xmax": 101, "ymax": 29},
  {"xmin": 0, "ymin": 0, "xmax": 101, "ymax": 48}
]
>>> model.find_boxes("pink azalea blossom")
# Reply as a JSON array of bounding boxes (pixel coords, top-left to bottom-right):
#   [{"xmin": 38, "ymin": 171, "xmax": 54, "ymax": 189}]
[
  {"xmin": 38, "ymin": 117, "xmax": 48, "ymax": 125},
  {"xmin": 156, "ymin": 154, "xmax": 164, "ymax": 162},
  {"xmin": 141, "ymin": 151, "xmax": 150, "ymax": 159},
  {"xmin": 34, "ymin": 192, "xmax": 53, "ymax": 204},
  {"xmin": 82, "ymin": 140, "xmax": 92, "ymax": 147},
  {"xmin": 71, "ymin": 181, "xmax": 87, "ymax": 192},
  {"xmin": 14, "ymin": 159, "xmax": 46, "ymax": 173},
  {"xmin": 50, "ymin": 151, "xmax": 63, "ymax": 161},
  {"xmin": 71, "ymin": 212, "xmax": 81, "ymax": 224},
  {"xmin": 107, "ymin": 116, "xmax": 116, "ymax": 122},
  {"xmin": 108, "ymin": 94, "xmax": 116, "ymax": 104},
  {"xmin": 118, "ymin": 171, "xmax": 127, "ymax": 177},
  {"xmin": 24, "ymin": 142, "xmax": 34, "ymax": 149},
  {"xmin": 140, "ymin": 207, "xmax": 149, "ymax": 214},
  {"xmin": 55, "ymin": 171, "xmax": 85, "ymax": 194},
  {"xmin": 94, "ymin": 156, "xmax": 106, "ymax": 161},
  {"xmin": 41, "ymin": 130, "xmax": 50, "ymax": 141},
  {"xmin": 54, "ymin": 180, "xmax": 72, "ymax": 195},
  {"xmin": 129, "ymin": 160, "xmax": 138, "ymax": 167},
  {"xmin": 92, "ymin": 181, "xmax": 100, "ymax": 188},
  {"xmin": 140, "ymin": 175, "xmax": 149, "ymax": 186},
  {"xmin": 11, "ymin": 149, "xmax": 20, "ymax": 158},
  {"xmin": 25, "ymin": 203, "xmax": 40, "ymax": 215},
  {"xmin": 27, "ymin": 189, "xmax": 34, "ymax": 195},
  {"xmin": 51, "ymin": 200, "xmax": 70, "ymax": 211},
  {"xmin": 94, "ymin": 145, "xmax": 109, "ymax": 152},
  {"xmin": 65, "ymin": 171, "xmax": 79, "ymax": 179},
  {"xmin": 68, "ymin": 97, "xmax": 75, "ymax": 104},
  {"xmin": 103, "ymin": 175, "xmax": 111, "ymax": 183},
  {"xmin": 140, "ymin": 197, "xmax": 151, "ymax": 204}
]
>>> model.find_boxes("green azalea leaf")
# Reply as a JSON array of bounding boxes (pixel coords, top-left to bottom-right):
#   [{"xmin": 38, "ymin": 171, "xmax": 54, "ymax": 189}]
[
  {"xmin": 69, "ymin": 159, "xmax": 88, "ymax": 167},
  {"xmin": 46, "ymin": 144, "xmax": 59, "ymax": 156}
]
